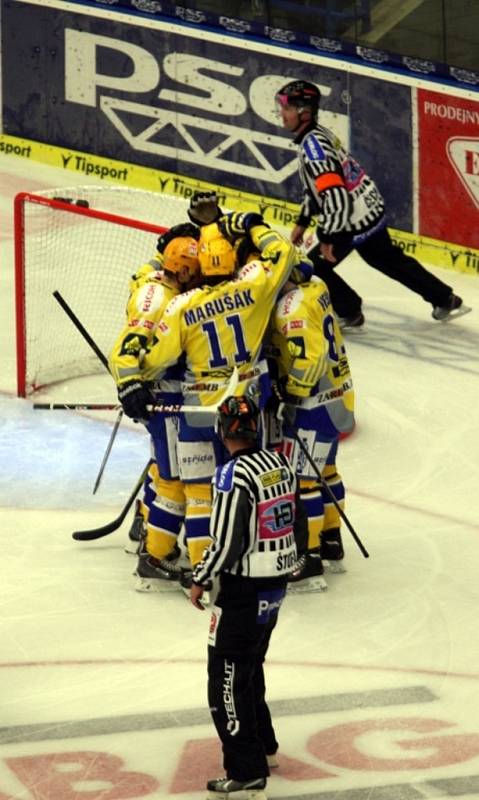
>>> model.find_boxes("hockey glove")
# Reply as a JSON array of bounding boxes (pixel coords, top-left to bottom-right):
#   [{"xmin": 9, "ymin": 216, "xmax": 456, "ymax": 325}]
[
  {"xmin": 265, "ymin": 381, "xmax": 299, "ymax": 425},
  {"xmin": 117, "ymin": 380, "xmax": 155, "ymax": 423},
  {"xmin": 218, "ymin": 212, "xmax": 266, "ymax": 242},
  {"xmin": 157, "ymin": 222, "xmax": 200, "ymax": 254},
  {"xmin": 187, "ymin": 191, "xmax": 222, "ymax": 226}
]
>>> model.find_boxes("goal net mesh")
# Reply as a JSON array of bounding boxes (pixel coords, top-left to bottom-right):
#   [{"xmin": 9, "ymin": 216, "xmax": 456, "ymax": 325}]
[{"xmin": 15, "ymin": 186, "xmax": 190, "ymax": 396}]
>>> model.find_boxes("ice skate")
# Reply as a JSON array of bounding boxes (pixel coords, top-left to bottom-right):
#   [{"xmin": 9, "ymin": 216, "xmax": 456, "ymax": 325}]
[
  {"xmin": 287, "ymin": 549, "xmax": 328, "ymax": 594},
  {"xmin": 134, "ymin": 551, "xmax": 183, "ymax": 592},
  {"xmin": 206, "ymin": 776, "xmax": 267, "ymax": 800},
  {"xmin": 320, "ymin": 529, "xmax": 347, "ymax": 574},
  {"xmin": 338, "ymin": 311, "xmax": 365, "ymax": 331},
  {"xmin": 432, "ymin": 294, "xmax": 471, "ymax": 321},
  {"xmin": 124, "ymin": 500, "xmax": 145, "ymax": 554}
]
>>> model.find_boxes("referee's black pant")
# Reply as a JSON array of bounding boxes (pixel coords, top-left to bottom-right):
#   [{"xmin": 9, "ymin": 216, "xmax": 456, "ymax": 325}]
[
  {"xmin": 310, "ymin": 226, "xmax": 452, "ymax": 319},
  {"xmin": 207, "ymin": 572, "xmax": 287, "ymax": 781}
]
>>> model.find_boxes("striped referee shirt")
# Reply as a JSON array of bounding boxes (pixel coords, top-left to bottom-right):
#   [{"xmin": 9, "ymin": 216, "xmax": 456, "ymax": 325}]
[
  {"xmin": 295, "ymin": 121, "xmax": 385, "ymax": 243},
  {"xmin": 192, "ymin": 447, "xmax": 304, "ymax": 583}
]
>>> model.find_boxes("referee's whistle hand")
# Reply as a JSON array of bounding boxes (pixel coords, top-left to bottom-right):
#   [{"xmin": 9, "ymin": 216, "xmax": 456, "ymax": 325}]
[{"xmin": 190, "ymin": 583, "xmax": 205, "ymax": 610}]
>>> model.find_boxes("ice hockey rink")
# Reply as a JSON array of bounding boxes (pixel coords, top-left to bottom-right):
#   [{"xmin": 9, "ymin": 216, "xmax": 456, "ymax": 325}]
[{"xmin": 1, "ymin": 152, "xmax": 479, "ymax": 800}]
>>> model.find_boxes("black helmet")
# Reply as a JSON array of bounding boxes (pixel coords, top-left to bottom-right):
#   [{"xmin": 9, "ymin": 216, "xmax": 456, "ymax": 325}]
[
  {"xmin": 217, "ymin": 395, "xmax": 259, "ymax": 441},
  {"xmin": 276, "ymin": 80, "xmax": 320, "ymax": 114}
]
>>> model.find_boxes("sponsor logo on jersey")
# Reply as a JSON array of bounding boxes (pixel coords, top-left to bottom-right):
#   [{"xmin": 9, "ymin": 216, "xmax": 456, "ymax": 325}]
[
  {"xmin": 259, "ymin": 496, "xmax": 294, "ymax": 537},
  {"xmin": 285, "ymin": 319, "xmax": 305, "ymax": 332},
  {"xmin": 304, "ymin": 134, "xmax": 326, "ymax": 162},
  {"xmin": 257, "ymin": 588, "xmax": 286, "ymax": 623},
  {"xmin": 260, "ymin": 468, "xmax": 288, "ymax": 488},
  {"xmin": 215, "ymin": 461, "xmax": 235, "ymax": 492}
]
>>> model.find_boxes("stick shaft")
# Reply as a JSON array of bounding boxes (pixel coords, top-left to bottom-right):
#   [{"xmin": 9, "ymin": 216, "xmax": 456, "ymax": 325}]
[
  {"xmin": 286, "ymin": 424, "xmax": 369, "ymax": 558},
  {"xmin": 92, "ymin": 409, "xmax": 124, "ymax": 495},
  {"xmin": 53, "ymin": 290, "xmax": 110, "ymax": 371}
]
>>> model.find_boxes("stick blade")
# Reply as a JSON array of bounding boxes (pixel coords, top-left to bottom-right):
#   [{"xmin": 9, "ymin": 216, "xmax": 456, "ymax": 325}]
[{"xmin": 72, "ymin": 524, "xmax": 119, "ymax": 541}]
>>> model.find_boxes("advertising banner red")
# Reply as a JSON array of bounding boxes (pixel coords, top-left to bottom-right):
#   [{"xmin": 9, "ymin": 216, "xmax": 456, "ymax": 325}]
[{"xmin": 418, "ymin": 89, "xmax": 479, "ymax": 249}]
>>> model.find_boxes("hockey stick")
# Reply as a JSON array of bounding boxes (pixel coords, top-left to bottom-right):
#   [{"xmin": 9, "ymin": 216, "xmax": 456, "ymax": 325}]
[
  {"xmin": 53, "ymin": 290, "xmax": 109, "ymax": 370},
  {"xmin": 34, "ymin": 403, "xmax": 121, "ymax": 410},
  {"xmin": 72, "ymin": 460, "xmax": 153, "ymax": 541},
  {"xmin": 283, "ymin": 418, "xmax": 369, "ymax": 559},
  {"xmin": 92, "ymin": 409, "xmax": 123, "ymax": 495},
  {"xmin": 52, "ymin": 290, "xmax": 123, "ymax": 493},
  {"xmin": 34, "ymin": 368, "xmax": 240, "ymax": 414}
]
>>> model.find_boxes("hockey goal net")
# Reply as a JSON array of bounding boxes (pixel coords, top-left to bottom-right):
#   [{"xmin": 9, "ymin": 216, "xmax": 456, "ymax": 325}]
[{"xmin": 15, "ymin": 186, "xmax": 190, "ymax": 396}]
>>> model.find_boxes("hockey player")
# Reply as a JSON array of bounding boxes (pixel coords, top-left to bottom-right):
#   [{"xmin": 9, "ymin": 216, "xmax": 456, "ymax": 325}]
[
  {"xmin": 123, "ymin": 222, "xmax": 200, "ymax": 548},
  {"xmin": 270, "ymin": 272, "xmax": 354, "ymax": 587},
  {"xmin": 109, "ymin": 234, "xmax": 201, "ymax": 590},
  {"xmin": 275, "ymin": 79, "xmax": 466, "ymax": 328},
  {"xmin": 141, "ymin": 213, "xmax": 298, "ymax": 571},
  {"xmin": 190, "ymin": 395, "xmax": 307, "ymax": 799}
]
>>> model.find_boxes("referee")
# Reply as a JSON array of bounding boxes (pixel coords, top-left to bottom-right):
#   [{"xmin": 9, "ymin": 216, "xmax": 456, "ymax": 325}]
[{"xmin": 190, "ymin": 395, "xmax": 307, "ymax": 799}]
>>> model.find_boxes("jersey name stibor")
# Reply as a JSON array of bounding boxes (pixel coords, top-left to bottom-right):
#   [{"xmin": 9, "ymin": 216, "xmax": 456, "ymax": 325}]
[{"xmin": 184, "ymin": 289, "xmax": 254, "ymax": 325}]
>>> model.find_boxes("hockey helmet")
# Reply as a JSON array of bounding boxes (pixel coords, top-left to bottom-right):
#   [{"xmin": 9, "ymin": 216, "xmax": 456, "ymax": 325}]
[
  {"xmin": 163, "ymin": 236, "xmax": 200, "ymax": 279},
  {"xmin": 198, "ymin": 223, "xmax": 237, "ymax": 277},
  {"xmin": 217, "ymin": 395, "xmax": 259, "ymax": 441},
  {"xmin": 275, "ymin": 80, "xmax": 321, "ymax": 114}
]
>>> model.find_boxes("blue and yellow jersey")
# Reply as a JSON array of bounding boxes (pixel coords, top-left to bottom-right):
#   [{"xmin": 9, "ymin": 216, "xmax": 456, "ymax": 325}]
[
  {"xmin": 109, "ymin": 261, "xmax": 178, "ymax": 386},
  {"xmin": 142, "ymin": 226, "xmax": 296, "ymax": 406},
  {"xmin": 271, "ymin": 276, "xmax": 354, "ymax": 434}
]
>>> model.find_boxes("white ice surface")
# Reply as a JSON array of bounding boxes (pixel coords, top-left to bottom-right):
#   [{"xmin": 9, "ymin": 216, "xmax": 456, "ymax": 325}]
[{"xmin": 1, "ymin": 153, "xmax": 479, "ymax": 799}]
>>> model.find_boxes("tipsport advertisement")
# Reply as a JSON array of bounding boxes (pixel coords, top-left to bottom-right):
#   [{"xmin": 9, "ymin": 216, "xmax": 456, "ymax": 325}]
[{"xmin": 2, "ymin": 0, "xmax": 413, "ymax": 232}]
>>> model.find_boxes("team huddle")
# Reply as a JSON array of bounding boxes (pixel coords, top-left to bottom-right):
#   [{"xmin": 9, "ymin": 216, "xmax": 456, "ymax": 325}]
[
  {"xmin": 108, "ymin": 192, "xmax": 354, "ymax": 597},
  {"xmin": 104, "ymin": 76, "xmax": 468, "ymax": 800}
]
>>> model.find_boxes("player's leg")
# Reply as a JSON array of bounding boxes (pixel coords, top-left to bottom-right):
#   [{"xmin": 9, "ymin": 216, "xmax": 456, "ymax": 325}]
[
  {"xmin": 319, "ymin": 439, "xmax": 346, "ymax": 572},
  {"xmin": 134, "ymin": 413, "xmax": 185, "ymax": 590}
]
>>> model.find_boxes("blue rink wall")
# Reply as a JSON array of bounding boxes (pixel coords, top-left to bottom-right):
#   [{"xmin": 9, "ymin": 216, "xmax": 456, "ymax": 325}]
[{"xmin": 1, "ymin": 0, "xmax": 479, "ymax": 258}]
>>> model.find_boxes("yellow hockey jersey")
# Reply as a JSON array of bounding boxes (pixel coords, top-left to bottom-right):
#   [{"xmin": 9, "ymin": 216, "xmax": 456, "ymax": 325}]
[
  {"xmin": 109, "ymin": 260, "xmax": 179, "ymax": 387},
  {"xmin": 271, "ymin": 276, "xmax": 354, "ymax": 435},
  {"xmin": 142, "ymin": 226, "xmax": 297, "ymax": 407}
]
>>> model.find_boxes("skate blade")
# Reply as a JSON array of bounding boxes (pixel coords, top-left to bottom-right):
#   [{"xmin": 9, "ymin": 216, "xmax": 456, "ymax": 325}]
[
  {"xmin": 340, "ymin": 325, "xmax": 365, "ymax": 335},
  {"xmin": 134, "ymin": 576, "xmax": 180, "ymax": 593},
  {"xmin": 323, "ymin": 559, "xmax": 347, "ymax": 574},
  {"xmin": 446, "ymin": 304, "xmax": 472, "ymax": 321},
  {"xmin": 287, "ymin": 575, "xmax": 328, "ymax": 594},
  {"xmin": 206, "ymin": 790, "xmax": 267, "ymax": 800}
]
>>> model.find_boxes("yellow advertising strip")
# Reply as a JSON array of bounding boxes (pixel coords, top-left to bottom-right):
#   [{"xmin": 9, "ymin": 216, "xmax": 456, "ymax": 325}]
[{"xmin": 2, "ymin": 132, "xmax": 478, "ymax": 276}]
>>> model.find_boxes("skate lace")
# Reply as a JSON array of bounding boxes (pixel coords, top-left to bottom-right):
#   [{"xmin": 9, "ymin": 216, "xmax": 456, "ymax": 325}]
[{"xmin": 292, "ymin": 554, "xmax": 306, "ymax": 573}]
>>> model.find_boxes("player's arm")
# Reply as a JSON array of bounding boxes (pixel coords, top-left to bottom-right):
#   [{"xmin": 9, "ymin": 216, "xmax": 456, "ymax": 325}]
[
  {"xmin": 109, "ymin": 282, "xmax": 167, "ymax": 384},
  {"xmin": 141, "ymin": 295, "xmax": 186, "ymax": 382},
  {"xmin": 280, "ymin": 300, "xmax": 329, "ymax": 399}
]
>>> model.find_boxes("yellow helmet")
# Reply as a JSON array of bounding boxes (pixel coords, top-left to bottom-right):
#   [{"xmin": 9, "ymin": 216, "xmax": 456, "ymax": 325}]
[
  {"xmin": 198, "ymin": 223, "xmax": 237, "ymax": 277},
  {"xmin": 163, "ymin": 236, "xmax": 200, "ymax": 278}
]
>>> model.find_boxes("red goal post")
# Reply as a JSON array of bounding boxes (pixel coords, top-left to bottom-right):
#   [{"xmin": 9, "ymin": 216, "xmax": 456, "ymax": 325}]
[{"xmin": 14, "ymin": 187, "xmax": 189, "ymax": 397}]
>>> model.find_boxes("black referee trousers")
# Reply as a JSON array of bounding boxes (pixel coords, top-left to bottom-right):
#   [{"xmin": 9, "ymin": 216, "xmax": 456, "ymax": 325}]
[
  {"xmin": 207, "ymin": 572, "xmax": 287, "ymax": 781},
  {"xmin": 310, "ymin": 226, "xmax": 452, "ymax": 318}
]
